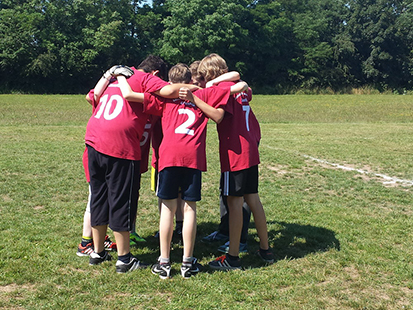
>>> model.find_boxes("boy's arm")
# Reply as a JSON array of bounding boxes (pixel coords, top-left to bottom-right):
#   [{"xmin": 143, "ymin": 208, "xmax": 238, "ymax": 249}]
[
  {"xmin": 92, "ymin": 75, "xmax": 111, "ymax": 103},
  {"xmin": 95, "ymin": 65, "xmax": 135, "ymax": 102},
  {"xmin": 155, "ymin": 84, "xmax": 200, "ymax": 98},
  {"xmin": 116, "ymin": 75, "xmax": 145, "ymax": 102},
  {"xmin": 178, "ymin": 87, "xmax": 225, "ymax": 124},
  {"xmin": 85, "ymin": 93, "xmax": 92, "ymax": 104},
  {"xmin": 206, "ymin": 71, "xmax": 241, "ymax": 88},
  {"xmin": 230, "ymin": 81, "xmax": 249, "ymax": 94}
]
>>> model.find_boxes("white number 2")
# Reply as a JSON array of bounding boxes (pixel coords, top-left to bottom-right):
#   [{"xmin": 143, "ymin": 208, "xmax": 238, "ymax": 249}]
[
  {"xmin": 242, "ymin": 105, "xmax": 250, "ymax": 131},
  {"xmin": 175, "ymin": 109, "xmax": 195, "ymax": 136},
  {"xmin": 94, "ymin": 94, "xmax": 124, "ymax": 120}
]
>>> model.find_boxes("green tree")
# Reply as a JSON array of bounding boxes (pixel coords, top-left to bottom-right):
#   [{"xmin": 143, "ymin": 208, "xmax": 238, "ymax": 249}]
[
  {"xmin": 157, "ymin": 0, "xmax": 249, "ymax": 69},
  {"xmin": 345, "ymin": 0, "xmax": 413, "ymax": 90}
]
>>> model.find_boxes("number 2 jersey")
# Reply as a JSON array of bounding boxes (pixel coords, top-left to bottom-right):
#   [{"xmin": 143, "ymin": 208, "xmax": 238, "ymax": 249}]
[
  {"xmin": 215, "ymin": 81, "xmax": 261, "ymax": 172},
  {"xmin": 84, "ymin": 69, "xmax": 168, "ymax": 161},
  {"xmin": 144, "ymin": 86, "xmax": 231, "ymax": 172}
]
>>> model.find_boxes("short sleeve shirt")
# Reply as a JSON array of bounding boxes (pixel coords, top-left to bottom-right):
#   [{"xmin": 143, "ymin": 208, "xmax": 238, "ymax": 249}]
[
  {"xmin": 144, "ymin": 86, "xmax": 230, "ymax": 172},
  {"xmin": 216, "ymin": 81, "xmax": 260, "ymax": 172},
  {"xmin": 84, "ymin": 70, "xmax": 169, "ymax": 161}
]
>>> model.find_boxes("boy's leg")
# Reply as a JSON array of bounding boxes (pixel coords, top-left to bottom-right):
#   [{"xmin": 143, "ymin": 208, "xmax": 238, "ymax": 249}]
[
  {"xmin": 92, "ymin": 225, "xmax": 108, "ymax": 254},
  {"xmin": 227, "ymin": 195, "xmax": 244, "ymax": 257},
  {"xmin": 159, "ymin": 199, "xmax": 178, "ymax": 259},
  {"xmin": 82, "ymin": 191, "xmax": 92, "ymax": 238},
  {"xmin": 241, "ymin": 202, "xmax": 251, "ymax": 244},
  {"xmin": 175, "ymin": 196, "xmax": 184, "ymax": 235},
  {"xmin": 113, "ymin": 231, "xmax": 130, "ymax": 256},
  {"xmin": 182, "ymin": 201, "xmax": 196, "ymax": 258},
  {"xmin": 244, "ymin": 193, "xmax": 269, "ymax": 250},
  {"xmin": 218, "ymin": 195, "xmax": 229, "ymax": 235}
]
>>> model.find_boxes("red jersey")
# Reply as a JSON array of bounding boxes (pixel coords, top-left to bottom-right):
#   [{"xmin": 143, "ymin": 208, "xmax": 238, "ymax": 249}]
[
  {"xmin": 144, "ymin": 86, "xmax": 230, "ymax": 172},
  {"xmin": 139, "ymin": 115, "xmax": 160, "ymax": 173},
  {"xmin": 216, "ymin": 82, "xmax": 261, "ymax": 172},
  {"xmin": 84, "ymin": 69, "xmax": 168, "ymax": 161},
  {"xmin": 82, "ymin": 90, "xmax": 97, "ymax": 183}
]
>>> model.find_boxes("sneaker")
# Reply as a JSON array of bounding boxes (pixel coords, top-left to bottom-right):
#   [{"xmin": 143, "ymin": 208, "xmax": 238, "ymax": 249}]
[
  {"xmin": 181, "ymin": 258, "xmax": 202, "ymax": 279},
  {"xmin": 116, "ymin": 256, "xmax": 150, "ymax": 273},
  {"xmin": 151, "ymin": 262, "xmax": 172, "ymax": 279},
  {"xmin": 256, "ymin": 248, "xmax": 275, "ymax": 264},
  {"xmin": 201, "ymin": 231, "xmax": 229, "ymax": 243},
  {"xmin": 89, "ymin": 251, "xmax": 112, "ymax": 265},
  {"xmin": 130, "ymin": 232, "xmax": 146, "ymax": 246},
  {"xmin": 217, "ymin": 241, "xmax": 248, "ymax": 254},
  {"xmin": 76, "ymin": 242, "xmax": 94, "ymax": 257},
  {"xmin": 208, "ymin": 254, "xmax": 242, "ymax": 271},
  {"xmin": 104, "ymin": 235, "xmax": 117, "ymax": 251}
]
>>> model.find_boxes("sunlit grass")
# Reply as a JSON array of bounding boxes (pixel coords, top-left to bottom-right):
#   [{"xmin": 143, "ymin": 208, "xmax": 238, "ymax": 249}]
[{"xmin": 1, "ymin": 94, "xmax": 413, "ymax": 309}]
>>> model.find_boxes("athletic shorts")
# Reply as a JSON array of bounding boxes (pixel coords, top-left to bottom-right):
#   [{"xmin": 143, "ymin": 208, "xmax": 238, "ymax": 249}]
[
  {"xmin": 157, "ymin": 167, "xmax": 201, "ymax": 201},
  {"xmin": 220, "ymin": 165, "xmax": 259, "ymax": 197},
  {"xmin": 87, "ymin": 145, "xmax": 141, "ymax": 232}
]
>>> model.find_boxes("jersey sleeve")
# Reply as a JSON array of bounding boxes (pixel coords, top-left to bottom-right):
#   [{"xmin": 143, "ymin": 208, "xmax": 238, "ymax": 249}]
[
  {"xmin": 195, "ymin": 86, "xmax": 231, "ymax": 110},
  {"xmin": 143, "ymin": 93, "xmax": 164, "ymax": 116}
]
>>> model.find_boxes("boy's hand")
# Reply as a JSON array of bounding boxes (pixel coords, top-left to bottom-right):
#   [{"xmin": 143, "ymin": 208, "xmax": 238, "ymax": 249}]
[
  {"xmin": 103, "ymin": 65, "xmax": 134, "ymax": 80},
  {"xmin": 179, "ymin": 87, "xmax": 194, "ymax": 103}
]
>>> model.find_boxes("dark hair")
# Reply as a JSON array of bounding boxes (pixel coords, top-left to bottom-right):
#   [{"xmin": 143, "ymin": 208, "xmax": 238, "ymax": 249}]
[{"xmin": 137, "ymin": 55, "xmax": 169, "ymax": 80}]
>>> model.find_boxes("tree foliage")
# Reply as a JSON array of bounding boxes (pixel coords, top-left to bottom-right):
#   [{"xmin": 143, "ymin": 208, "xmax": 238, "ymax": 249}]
[{"xmin": 0, "ymin": 0, "xmax": 412, "ymax": 93}]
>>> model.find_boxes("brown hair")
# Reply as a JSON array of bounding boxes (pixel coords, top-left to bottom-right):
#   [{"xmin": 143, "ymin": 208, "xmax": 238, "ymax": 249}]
[
  {"xmin": 189, "ymin": 60, "xmax": 204, "ymax": 85},
  {"xmin": 168, "ymin": 63, "xmax": 191, "ymax": 84},
  {"xmin": 197, "ymin": 53, "xmax": 228, "ymax": 82}
]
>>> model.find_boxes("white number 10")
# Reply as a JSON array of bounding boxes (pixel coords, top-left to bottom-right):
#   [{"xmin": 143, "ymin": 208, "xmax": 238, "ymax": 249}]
[{"xmin": 94, "ymin": 94, "xmax": 124, "ymax": 120}]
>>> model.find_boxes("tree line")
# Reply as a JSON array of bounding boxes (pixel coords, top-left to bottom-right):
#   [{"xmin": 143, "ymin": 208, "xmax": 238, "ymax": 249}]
[{"xmin": 0, "ymin": 0, "xmax": 412, "ymax": 94}]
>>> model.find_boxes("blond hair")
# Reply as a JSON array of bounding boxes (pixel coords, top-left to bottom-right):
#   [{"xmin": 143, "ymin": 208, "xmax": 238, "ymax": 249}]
[
  {"xmin": 198, "ymin": 53, "xmax": 228, "ymax": 82},
  {"xmin": 168, "ymin": 63, "xmax": 191, "ymax": 84}
]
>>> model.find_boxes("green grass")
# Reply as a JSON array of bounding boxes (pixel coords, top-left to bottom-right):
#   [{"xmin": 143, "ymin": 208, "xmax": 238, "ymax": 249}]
[{"xmin": 1, "ymin": 94, "xmax": 413, "ymax": 309}]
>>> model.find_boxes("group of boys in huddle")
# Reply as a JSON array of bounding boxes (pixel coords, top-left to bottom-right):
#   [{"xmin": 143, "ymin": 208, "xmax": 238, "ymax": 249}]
[{"xmin": 76, "ymin": 53, "xmax": 274, "ymax": 279}]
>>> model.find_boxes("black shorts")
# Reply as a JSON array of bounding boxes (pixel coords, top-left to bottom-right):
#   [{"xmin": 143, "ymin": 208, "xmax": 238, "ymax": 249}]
[
  {"xmin": 87, "ymin": 145, "xmax": 141, "ymax": 232},
  {"xmin": 220, "ymin": 165, "xmax": 259, "ymax": 197},
  {"xmin": 157, "ymin": 167, "xmax": 202, "ymax": 201}
]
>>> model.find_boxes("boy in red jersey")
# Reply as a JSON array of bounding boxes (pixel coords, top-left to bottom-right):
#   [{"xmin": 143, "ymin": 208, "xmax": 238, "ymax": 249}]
[
  {"xmin": 193, "ymin": 53, "xmax": 274, "ymax": 270},
  {"xmin": 85, "ymin": 56, "xmax": 196, "ymax": 273},
  {"xmin": 116, "ymin": 63, "xmax": 247, "ymax": 278}
]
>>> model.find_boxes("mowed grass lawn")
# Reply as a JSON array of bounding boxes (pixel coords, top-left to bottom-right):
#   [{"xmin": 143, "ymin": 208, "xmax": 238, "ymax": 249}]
[{"xmin": 1, "ymin": 94, "xmax": 413, "ymax": 309}]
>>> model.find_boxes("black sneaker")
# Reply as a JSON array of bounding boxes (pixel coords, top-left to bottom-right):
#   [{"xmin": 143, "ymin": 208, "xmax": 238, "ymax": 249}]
[
  {"xmin": 208, "ymin": 254, "xmax": 242, "ymax": 271},
  {"xmin": 256, "ymin": 248, "xmax": 275, "ymax": 264},
  {"xmin": 181, "ymin": 258, "xmax": 202, "ymax": 279},
  {"xmin": 116, "ymin": 256, "xmax": 149, "ymax": 273},
  {"xmin": 89, "ymin": 251, "xmax": 112, "ymax": 265},
  {"xmin": 151, "ymin": 262, "xmax": 172, "ymax": 279}
]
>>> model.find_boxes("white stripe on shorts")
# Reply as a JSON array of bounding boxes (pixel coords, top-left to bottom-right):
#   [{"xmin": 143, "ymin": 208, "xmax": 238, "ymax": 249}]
[{"xmin": 222, "ymin": 171, "xmax": 230, "ymax": 196}]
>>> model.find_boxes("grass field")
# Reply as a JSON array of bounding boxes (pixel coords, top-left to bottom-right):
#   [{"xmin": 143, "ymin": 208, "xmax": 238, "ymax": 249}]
[{"xmin": 1, "ymin": 94, "xmax": 413, "ymax": 309}]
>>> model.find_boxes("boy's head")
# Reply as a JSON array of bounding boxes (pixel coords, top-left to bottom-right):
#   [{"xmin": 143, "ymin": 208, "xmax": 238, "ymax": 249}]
[
  {"xmin": 198, "ymin": 53, "xmax": 228, "ymax": 83},
  {"xmin": 168, "ymin": 63, "xmax": 191, "ymax": 84},
  {"xmin": 189, "ymin": 60, "xmax": 205, "ymax": 87},
  {"xmin": 137, "ymin": 55, "xmax": 169, "ymax": 81}
]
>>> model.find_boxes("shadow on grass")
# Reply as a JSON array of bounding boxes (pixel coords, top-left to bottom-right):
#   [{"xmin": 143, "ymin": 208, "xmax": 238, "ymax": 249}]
[
  {"xmin": 196, "ymin": 220, "xmax": 340, "ymax": 271},
  {"xmin": 131, "ymin": 220, "xmax": 340, "ymax": 272}
]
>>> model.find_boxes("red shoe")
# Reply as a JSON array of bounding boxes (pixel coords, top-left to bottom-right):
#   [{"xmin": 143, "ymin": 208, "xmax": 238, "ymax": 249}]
[{"xmin": 104, "ymin": 235, "xmax": 117, "ymax": 251}]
